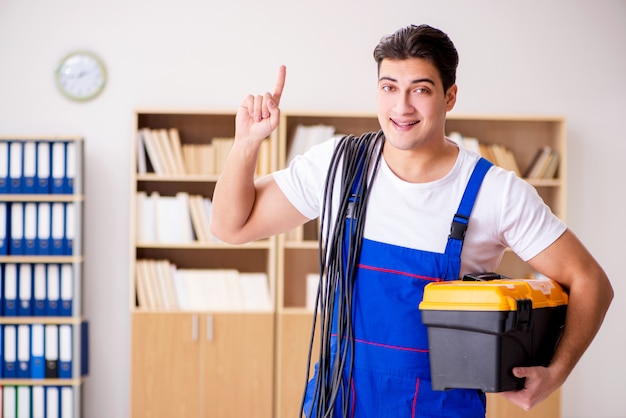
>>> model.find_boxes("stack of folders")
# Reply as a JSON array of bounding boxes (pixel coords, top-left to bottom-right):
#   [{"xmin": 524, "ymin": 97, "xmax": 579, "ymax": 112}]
[
  {"xmin": 135, "ymin": 259, "xmax": 273, "ymax": 312},
  {"xmin": 0, "ymin": 139, "xmax": 80, "ymax": 195},
  {"xmin": 0, "ymin": 263, "xmax": 88, "ymax": 372},
  {"xmin": 1, "ymin": 386, "xmax": 76, "ymax": 417},
  {"xmin": 2, "ymin": 264, "xmax": 74, "ymax": 318},
  {"xmin": 0, "ymin": 201, "xmax": 79, "ymax": 256}
]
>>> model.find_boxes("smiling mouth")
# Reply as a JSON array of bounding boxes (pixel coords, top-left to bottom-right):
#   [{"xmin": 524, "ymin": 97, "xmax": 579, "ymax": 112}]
[{"xmin": 391, "ymin": 119, "xmax": 419, "ymax": 127}]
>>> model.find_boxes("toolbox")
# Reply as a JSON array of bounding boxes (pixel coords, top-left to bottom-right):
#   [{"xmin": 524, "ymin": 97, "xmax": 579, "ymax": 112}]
[{"xmin": 419, "ymin": 273, "xmax": 568, "ymax": 392}]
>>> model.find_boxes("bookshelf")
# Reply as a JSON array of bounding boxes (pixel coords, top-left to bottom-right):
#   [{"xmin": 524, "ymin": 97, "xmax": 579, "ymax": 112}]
[
  {"xmin": 129, "ymin": 110, "xmax": 277, "ymax": 418},
  {"xmin": 0, "ymin": 136, "xmax": 88, "ymax": 417},
  {"xmin": 274, "ymin": 112, "xmax": 566, "ymax": 418}
]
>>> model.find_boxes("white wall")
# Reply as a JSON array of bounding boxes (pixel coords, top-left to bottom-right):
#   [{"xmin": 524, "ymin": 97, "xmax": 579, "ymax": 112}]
[{"xmin": 1, "ymin": 1, "xmax": 624, "ymax": 417}]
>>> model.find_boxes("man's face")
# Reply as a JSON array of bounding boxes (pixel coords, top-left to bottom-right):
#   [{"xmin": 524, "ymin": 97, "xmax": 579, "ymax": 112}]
[{"xmin": 376, "ymin": 58, "xmax": 456, "ymax": 152}]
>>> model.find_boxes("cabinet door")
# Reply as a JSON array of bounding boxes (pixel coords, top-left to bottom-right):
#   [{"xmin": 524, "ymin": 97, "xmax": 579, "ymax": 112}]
[
  {"xmin": 202, "ymin": 313, "xmax": 274, "ymax": 418},
  {"xmin": 131, "ymin": 313, "xmax": 203, "ymax": 418},
  {"xmin": 276, "ymin": 312, "xmax": 319, "ymax": 418}
]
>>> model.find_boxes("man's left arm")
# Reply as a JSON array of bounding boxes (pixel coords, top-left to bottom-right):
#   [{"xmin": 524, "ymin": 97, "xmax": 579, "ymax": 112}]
[{"xmin": 500, "ymin": 228, "xmax": 614, "ymax": 410}]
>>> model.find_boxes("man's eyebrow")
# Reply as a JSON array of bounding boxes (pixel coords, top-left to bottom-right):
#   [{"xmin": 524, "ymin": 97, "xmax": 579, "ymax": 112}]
[{"xmin": 378, "ymin": 76, "xmax": 436, "ymax": 85}]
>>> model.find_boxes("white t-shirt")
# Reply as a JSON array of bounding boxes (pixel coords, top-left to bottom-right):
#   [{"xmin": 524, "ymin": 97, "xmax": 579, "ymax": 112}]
[{"xmin": 273, "ymin": 136, "xmax": 566, "ymax": 276}]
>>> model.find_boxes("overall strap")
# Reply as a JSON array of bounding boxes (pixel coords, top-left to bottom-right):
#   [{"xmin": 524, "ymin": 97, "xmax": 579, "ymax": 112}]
[{"xmin": 445, "ymin": 157, "xmax": 493, "ymax": 257}]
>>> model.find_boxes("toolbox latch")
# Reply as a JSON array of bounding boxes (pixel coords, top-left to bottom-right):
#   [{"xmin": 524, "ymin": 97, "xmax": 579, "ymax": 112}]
[{"xmin": 516, "ymin": 299, "xmax": 532, "ymax": 332}]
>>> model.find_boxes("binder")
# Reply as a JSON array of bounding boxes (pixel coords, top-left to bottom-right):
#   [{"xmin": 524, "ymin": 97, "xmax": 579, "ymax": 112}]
[
  {"xmin": 36, "ymin": 141, "xmax": 51, "ymax": 194},
  {"xmin": 61, "ymin": 386, "xmax": 73, "ymax": 418},
  {"xmin": 16, "ymin": 386, "xmax": 31, "ymax": 417},
  {"xmin": 32, "ymin": 386, "xmax": 45, "ymax": 418},
  {"xmin": 0, "ymin": 139, "xmax": 8, "ymax": 193},
  {"xmin": 17, "ymin": 324, "xmax": 30, "ymax": 378},
  {"xmin": 4, "ymin": 264, "xmax": 18, "ymax": 316},
  {"xmin": 24, "ymin": 202, "xmax": 37, "ymax": 255},
  {"xmin": 3, "ymin": 386, "xmax": 16, "ymax": 418},
  {"xmin": 51, "ymin": 141, "xmax": 66, "ymax": 194},
  {"xmin": 18, "ymin": 263, "xmax": 33, "ymax": 316},
  {"xmin": 0, "ymin": 202, "xmax": 7, "ymax": 255},
  {"xmin": 65, "ymin": 141, "xmax": 75, "ymax": 194},
  {"xmin": 46, "ymin": 386, "xmax": 60, "ymax": 418},
  {"xmin": 45, "ymin": 324, "xmax": 59, "ymax": 378},
  {"xmin": 46, "ymin": 264, "xmax": 60, "ymax": 316},
  {"xmin": 31, "ymin": 324, "xmax": 45, "ymax": 379},
  {"xmin": 0, "ymin": 323, "xmax": 2, "ymax": 378},
  {"xmin": 81, "ymin": 320, "xmax": 89, "ymax": 376},
  {"xmin": 50, "ymin": 203, "xmax": 65, "ymax": 256},
  {"xmin": 9, "ymin": 140, "xmax": 23, "ymax": 194},
  {"xmin": 22, "ymin": 140, "xmax": 37, "ymax": 194},
  {"xmin": 17, "ymin": 386, "xmax": 31, "ymax": 418},
  {"xmin": 60, "ymin": 265, "xmax": 73, "ymax": 316},
  {"xmin": 33, "ymin": 264, "xmax": 47, "ymax": 316},
  {"xmin": 37, "ymin": 202, "xmax": 51, "ymax": 255},
  {"xmin": 64, "ymin": 202, "xmax": 75, "ymax": 255},
  {"xmin": 10, "ymin": 202, "xmax": 24, "ymax": 255},
  {"xmin": 59, "ymin": 325, "xmax": 72, "ymax": 378},
  {"xmin": 3, "ymin": 324, "xmax": 17, "ymax": 378}
]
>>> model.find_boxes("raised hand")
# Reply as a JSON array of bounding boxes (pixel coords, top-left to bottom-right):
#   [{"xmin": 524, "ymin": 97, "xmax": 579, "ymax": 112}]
[{"xmin": 235, "ymin": 65, "xmax": 286, "ymax": 143}]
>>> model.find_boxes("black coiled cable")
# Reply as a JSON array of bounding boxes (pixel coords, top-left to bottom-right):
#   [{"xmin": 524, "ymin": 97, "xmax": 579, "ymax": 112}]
[{"xmin": 300, "ymin": 130, "xmax": 385, "ymax": 418}]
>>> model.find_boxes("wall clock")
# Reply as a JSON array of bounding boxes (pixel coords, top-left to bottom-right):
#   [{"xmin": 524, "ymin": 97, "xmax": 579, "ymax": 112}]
[{"xmin": 55, "ymin": 50, "xmax": 107, "ymax": 101}]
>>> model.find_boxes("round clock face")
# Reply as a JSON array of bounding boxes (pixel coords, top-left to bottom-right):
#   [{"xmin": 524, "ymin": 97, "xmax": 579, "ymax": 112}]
[{"xmin": 55, "ymin": 51, "xmax": 107, "ymax": 101}]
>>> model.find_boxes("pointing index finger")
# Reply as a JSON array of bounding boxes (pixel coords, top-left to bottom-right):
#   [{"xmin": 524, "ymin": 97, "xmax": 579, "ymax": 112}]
[{"xmin": 272, "ymin": 65, "xmax": 286, "ymax": 106}]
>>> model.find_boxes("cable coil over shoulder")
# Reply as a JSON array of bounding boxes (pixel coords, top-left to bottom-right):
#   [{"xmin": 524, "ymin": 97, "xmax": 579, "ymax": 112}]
[{"xmin": 300, "ymin": 130, "xmax": 385, "ymax": 418}]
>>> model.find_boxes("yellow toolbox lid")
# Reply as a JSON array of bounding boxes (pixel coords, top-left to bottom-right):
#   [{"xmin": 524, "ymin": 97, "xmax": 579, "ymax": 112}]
[{"xmin": 419, "ymin": 277, "xmax": 569, "ymax": 312}]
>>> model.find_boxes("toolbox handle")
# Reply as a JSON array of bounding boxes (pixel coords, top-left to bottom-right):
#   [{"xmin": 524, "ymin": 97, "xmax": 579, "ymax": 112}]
[{"xmin": 462, "ymin": 272, "xmax": 509, "ymax": 281}]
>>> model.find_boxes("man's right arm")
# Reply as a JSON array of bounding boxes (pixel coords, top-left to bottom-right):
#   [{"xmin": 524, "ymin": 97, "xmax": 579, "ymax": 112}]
[{"xmin": 210, "ymin": 66, "xmax": 309, "ymax": 244}]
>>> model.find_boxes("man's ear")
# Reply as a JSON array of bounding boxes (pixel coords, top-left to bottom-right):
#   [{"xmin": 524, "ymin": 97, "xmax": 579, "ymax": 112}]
[{"xmin": 445, "ymin": 84, "xmax": 458, "ymax": 111}]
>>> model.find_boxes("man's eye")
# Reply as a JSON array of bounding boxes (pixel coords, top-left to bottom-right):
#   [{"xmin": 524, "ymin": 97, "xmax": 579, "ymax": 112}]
[
  {"xmin": 414, "ymin": 87, "xmax": 429, "ymax": 94},
  {"xmin": 382, "ymin": 85, "xmax": 394, "ymax": 92}
]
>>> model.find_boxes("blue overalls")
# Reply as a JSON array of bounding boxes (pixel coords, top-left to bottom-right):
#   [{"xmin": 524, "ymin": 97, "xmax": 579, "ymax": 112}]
[{"xmin": 304, "ymin": 157, "xmax": 493, "ymax": 418}]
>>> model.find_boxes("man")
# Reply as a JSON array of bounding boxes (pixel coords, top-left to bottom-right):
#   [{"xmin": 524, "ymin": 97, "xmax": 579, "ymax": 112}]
[{"xmin": 211, "ymin": 24, "xmax": 613, "ymax": 417}]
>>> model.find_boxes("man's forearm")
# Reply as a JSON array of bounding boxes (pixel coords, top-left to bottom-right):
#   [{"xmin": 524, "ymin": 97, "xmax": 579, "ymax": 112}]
[{"xmin": 210, "ymin": 139, "xmax": 261, "ymax": 243}]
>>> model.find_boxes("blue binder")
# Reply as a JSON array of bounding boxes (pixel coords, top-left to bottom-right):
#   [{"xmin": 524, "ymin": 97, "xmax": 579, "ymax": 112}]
[
  {"xmin": 9, "ymin": 140, "xmax": 23, "ymax": 194},
  {"xmin": 81, "ymin": 320, "xmax": 89, "ymax": 376},
  {"xmin": 31, "ymin": 324, "xmax": 45, "ymax": 379},
  {"xmin": 51, "ymin": 141, "xmax": 66, "ymax": 195},
  {"xmin": 60, "ymin": 265, "xmax": 73, "ymax": 317},
  {"xmin": 59, "ymin": 325, "xmax": 72, "ymax": 378},
  {"xmin": 33, "ymin": 264, "xmax": 47, "ymax": 317},
  {"xmin": 0, "ymin": 324, "xmax": 2, "ymax": 378},
  {"xmin": 22, "ymin": 140, "xmax": 37, "ymax": 194},
  {"xmin": 37, "ymin": 202, "xmax": 51, "ymax": 255},
  {"xmin": 0, "ymin": 140, "xmax": 8, "ymax": 193},
  {"xmin": 18, "ymin": 263, "xmax": 33, "ymax": 316},
  {"xmin": 24, "ymin": 202, "xmax": 38, "ymax": 255},
  {"xmin": 4, "ymin": 263, "xmax": 18, "ymax": 316},
  {"xmin": 50, "ymin": 202, "xmax": 65, "ymax": 256},
  {"xmin": 0, "ymin": 202, "xmax": 7, "ymax": 255},
  {"xmin": 64, "ymin": 202, "xmax": 75, "ymax": 256},
  {"xmin": 3, "ymin": 324, "xmax": 17, "ymax": 378},
  {"xmin": 36, "ymin": 141, "xmax": 51, "ymax": 194},
  {"xmin": 10, "ymin": 202, "xmax": 25, "ymax": 255},
  {"xmin": 65, "ymin": 141, "xmax": 75, "ymax": 194},
  {"xmin": 17, "ymin": 324, "xmax": 31, "ymax": 378},
  {"xmin": 46, "ymin": 264, "xmax": 60, "ymax": 316}
]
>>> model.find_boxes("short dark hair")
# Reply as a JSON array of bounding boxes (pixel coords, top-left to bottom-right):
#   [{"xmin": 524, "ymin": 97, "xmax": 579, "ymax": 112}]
[{"xmin": 373, "ymin": 24, "xmax": 459, "ymax": 93}]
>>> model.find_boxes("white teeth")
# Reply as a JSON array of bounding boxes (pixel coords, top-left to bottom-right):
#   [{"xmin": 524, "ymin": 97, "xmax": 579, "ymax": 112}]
[{"xmin": 395, "ymin": 120, "xmax": 417, "ymax": 126}]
